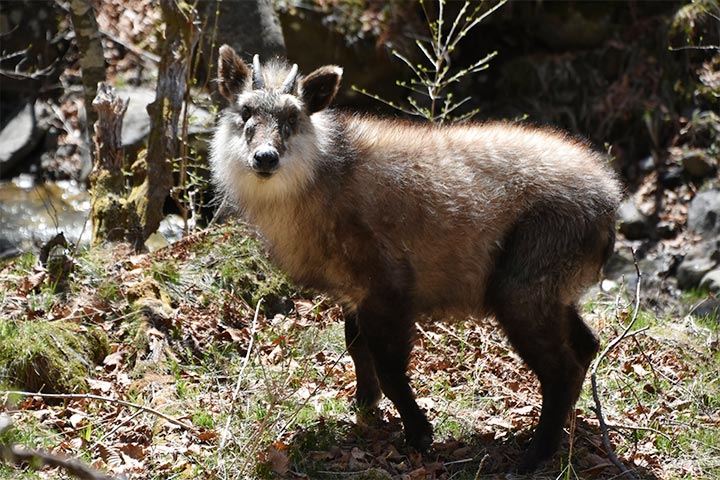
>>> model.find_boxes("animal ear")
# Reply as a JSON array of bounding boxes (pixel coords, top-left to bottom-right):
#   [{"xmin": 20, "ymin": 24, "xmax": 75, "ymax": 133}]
[
  {"xmin": 217, "ymin": 45, "xmax": 250, "ymax": 101},
  {"xmin": 300, "ymin": 66, "xmax": 343, "ymax": 114}
]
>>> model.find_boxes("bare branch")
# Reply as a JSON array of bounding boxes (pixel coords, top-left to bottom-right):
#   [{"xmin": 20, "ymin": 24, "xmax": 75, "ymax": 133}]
[
  {"xmin": 219, "ymin": 298, "xmax": 263, "ymax": 450},
  {"xmin": 1, "ymin": 390, "xmax": 199, "ymax": 433},
  {"xmin": 1, "ymin": 415, "xmax": 118, "ymax": 480},
  {"xmin": 99, "ymin": 28, "xmax": 160, "ymax": 63},
  {"xmin": 589, "ymin": 248, "xmax": 643, "ymax": 479},
  {"xmin": 669, "ymin": 44, "xmax": 720, "ymax": 51},
  {"xmin": 351, "ymin": 86, "xmax": 425, "ymax": 118}
]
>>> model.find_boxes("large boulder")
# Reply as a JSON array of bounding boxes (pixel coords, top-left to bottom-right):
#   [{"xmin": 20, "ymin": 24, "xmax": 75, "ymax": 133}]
[
  {"xmin": 688, "ymin": 189, "xmax": 720, "ymax": 238},
  {"xmin": 677, "ymin": 240, "xmax": 720, "ymax": 290},
  {"xmin": 118, "ymin": 86, "xmax": 214, "ymax": 149},
  {"xmin": 617, "ymin": 199, "xmax": 652, "ymax": 240},
  {"xmin": 0, "ymin": 102, "xmax": 43, "ymax": 178}
]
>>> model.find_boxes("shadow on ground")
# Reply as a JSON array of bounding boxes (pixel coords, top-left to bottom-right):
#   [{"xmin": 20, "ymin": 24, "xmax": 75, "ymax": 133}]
[{"xmin": 278, "ymin": 415, "xmax": 660, "ymax": 479}]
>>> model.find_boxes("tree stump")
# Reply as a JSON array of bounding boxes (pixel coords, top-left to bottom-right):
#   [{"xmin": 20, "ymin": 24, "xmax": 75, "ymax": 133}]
[{"xmin": 90, "ymin": 82, "xmax": 142, "ymax": 247}]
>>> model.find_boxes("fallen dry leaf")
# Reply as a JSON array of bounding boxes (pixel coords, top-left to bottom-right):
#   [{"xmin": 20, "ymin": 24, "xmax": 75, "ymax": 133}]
[{"xmin": 266, "ymin": 444, "xmax": 290, "ymax": 475}]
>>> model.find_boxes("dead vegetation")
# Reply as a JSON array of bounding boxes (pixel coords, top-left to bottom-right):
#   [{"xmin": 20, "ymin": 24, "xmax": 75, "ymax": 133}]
[{"xmin": 0, "ymin": 222, "xmax": 718, "ymax": 479}]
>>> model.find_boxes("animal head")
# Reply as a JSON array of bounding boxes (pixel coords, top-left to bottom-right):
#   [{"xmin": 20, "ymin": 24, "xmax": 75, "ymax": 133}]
[{"xmin": 211, "ymin": 45, "xmax": 342, "ymax": 204}]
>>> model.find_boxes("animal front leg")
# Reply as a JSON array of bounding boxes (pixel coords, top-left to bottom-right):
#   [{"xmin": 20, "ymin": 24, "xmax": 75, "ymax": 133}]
[
  {"xmin": 344, "ymin": 310, "xmax": 381, "ymax": 413},
  {"xmin": 357, "ymin": 295, "xmax": 433, "ymax": 450}
]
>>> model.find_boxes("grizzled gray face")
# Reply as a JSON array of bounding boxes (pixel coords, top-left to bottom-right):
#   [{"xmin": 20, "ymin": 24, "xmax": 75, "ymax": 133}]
[
  {"xmin": 226, "ymin": 92, "xmax": 303, "ymax": 176},
  {"xmin": 213, "ymin": 45, "xmax": 342, "ymax": 181}
]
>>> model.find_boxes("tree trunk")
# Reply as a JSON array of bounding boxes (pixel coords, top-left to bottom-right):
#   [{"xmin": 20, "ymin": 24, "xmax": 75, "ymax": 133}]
[
  {"xmin": 68, "ymin": 0, "xmax": 106, "ymax": 158},
  {"xmin": 130, "ymin": 0, "xmax": 199, "ymax": 243}
]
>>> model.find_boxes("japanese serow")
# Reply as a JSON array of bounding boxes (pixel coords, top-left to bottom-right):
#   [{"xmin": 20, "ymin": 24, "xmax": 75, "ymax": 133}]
[{"xmin": 210, "ymin": 45, "xmax": 621, "ymax": 472}]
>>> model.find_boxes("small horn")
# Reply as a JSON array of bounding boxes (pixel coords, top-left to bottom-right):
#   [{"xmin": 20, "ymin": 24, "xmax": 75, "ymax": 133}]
[
  {"xmin": 252, "ymin": 54, "xmax": 264, "ymax": 89},
  {"xmin": 280, "ymin": 64, "xmax": 299, "ymax": 94}
]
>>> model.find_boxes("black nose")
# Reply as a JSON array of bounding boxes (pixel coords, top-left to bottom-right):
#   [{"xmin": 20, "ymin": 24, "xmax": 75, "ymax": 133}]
[{"xmin": 252, "ymin": 148, "xmax": 279, "ymax": 174}]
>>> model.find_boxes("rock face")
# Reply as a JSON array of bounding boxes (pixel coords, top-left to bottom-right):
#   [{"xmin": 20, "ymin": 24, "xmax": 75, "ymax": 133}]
[
  {"xmin": 617, "ymin": 199, "xmax": 651, "ymax": 240},
  {"xmin": 199, "ymin": 0, "xmax": 285, "ymax": 61},
  {"xmin": 688, "ymin": 189, "xmax": 720, "ymax": 238},
  {"xmin": 677, "ymin": 256, "xmax": 718, "ymax": 291},
  {"xmin": 0, "ymin": 102, "xmax": 42, "ymax": 178},
  {"xmin": 120, "ymin": 87, "xmax": 157, "ymax": 149},
  {"xmin": 700, "ymin": 269, "xmax": 720, "ymax": 295},
  {"xmin": 118, "ymin": 86, "xmax": 214, "ymax": 149},
  {"xmin": 677, "ymin": 240, "xmax": 720, "ymax": 291}
]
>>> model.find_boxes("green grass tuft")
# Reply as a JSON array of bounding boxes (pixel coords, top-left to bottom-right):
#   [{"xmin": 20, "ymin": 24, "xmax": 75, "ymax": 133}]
[{"xmin": 0, "ymin": 319, "xmax": 109, "ymax": 393}]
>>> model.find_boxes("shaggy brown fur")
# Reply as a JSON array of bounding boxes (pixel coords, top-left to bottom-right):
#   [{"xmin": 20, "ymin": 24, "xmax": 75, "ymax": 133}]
[{"xmin": 210, "ymin": 45, "xmax": 622, "ymax": 472}]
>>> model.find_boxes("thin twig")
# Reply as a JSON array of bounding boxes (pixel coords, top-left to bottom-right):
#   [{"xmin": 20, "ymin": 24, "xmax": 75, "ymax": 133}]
[
  {"xmin": 589, "ymin": 248, "xmax": 642, "ymax": 479},
  {"xmin": 1, "ymin": 415, "xmax": 118, "ymax": 480},
  {"xmin": 669, "ymin": 44, "xmax": 720, "ymax": 51},
  {"xmin": 219, "ymin": 297, "xmax": 263, "ymax": 450},
  {"xmin": 1, "ymin": 390, "xmax": 198, "ymax": 433},
  {"xmin": 275, "ymin": 344, "xmax": 349, "ymax": 440},
  {"xmin": 89, "ymin": 408, "xmax": 144, "ymax": 451},
  {"xmin": 605, "ymin": 423, "xmax": 672, "ymax": 440},
  {"xmin": 99, "ymin": 29, "xmax": 160, "ymax": 63}
]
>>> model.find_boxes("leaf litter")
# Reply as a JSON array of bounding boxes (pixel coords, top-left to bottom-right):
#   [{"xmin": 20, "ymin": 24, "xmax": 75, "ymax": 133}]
[{"xmin": 1, "ymin": 222, "xmax": 717, "ymax": 479}]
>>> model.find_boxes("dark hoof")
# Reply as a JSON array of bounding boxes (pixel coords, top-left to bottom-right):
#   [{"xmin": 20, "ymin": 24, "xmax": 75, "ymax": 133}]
[
  {"xmin": 354, "ymin": 404, "xmax": 382, "ymax": 427},
  {"xmin": 405, "ymin": 419, "xmax": 433, "ymax": 451},
  {"xmin": 517, "ymin": 444, "xmax": 551, "ymax": 473},
  {"xmin": 355, "ymin": 389, "xmax": 381, "ymax": 412},
  {"xmin": 517, "ymin": 456, "xmax": 540, "ymax": 474}
]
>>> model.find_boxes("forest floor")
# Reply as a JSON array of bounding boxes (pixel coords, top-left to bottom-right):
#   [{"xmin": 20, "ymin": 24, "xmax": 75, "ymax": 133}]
[
  {"xmin": 1, "ymin": 1, "xmax": 719, "ymax": 479},
  {"xmin": 1, "ymin": 221, "xmax": 718, "ymax": 480}
]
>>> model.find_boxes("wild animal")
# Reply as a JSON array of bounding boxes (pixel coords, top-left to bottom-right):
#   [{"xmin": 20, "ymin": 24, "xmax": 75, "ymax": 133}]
[{"xmin": 210, "ymin": 45, "xmax": 622, "ymax": 472}]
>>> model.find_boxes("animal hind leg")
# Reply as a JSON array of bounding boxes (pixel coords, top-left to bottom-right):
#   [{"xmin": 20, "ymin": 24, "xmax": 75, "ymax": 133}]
[
  {"xmin": 567, "ymin": 304, "xmax": 600, "ymax": 373},
  {"xmin": 494, "ymin": 299, "xmax": 587, "ymax": 473}
]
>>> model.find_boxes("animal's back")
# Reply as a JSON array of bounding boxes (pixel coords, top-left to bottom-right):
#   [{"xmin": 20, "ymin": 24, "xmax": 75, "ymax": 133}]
[{"xmin": 336, "ymin": 114, "xmax": 621, "ymax": 313}]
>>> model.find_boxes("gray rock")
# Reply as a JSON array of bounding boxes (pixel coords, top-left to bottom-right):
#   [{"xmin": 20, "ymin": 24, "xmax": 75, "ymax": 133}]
[
  {"xmin": 686, "ymin": 239, "xmax": 720, "ymax": 263},
  {"xmin": 677, "ymin": 245, "xmax": 718, "ymax": 290},
  {"xmin": 0, "ymin": 102, "xmax": 41, "ymax": 177},
  {"xmin": 677, "ymin": 257, "xmax": 716, "ymax": 290},
  {"xmin": 688, "ymin": 189, "xmax": 720, "ymax": 238},
  {"xmin": 682, "ymin": 149, "xmax": 717, "ymax": 178},
  {"xmin": 690, "ymin": 298, "xmax": 720, "ymax": 321},
  {"xmin": 617, "ymin": 199, "xmax": 651, "ymax": 239},
  {"xmin": 199, "ymin": 0, "xmax": 285, "ymax": 62},
  {"xmin": 120, "ymin": 86, "xmax": 156, "ymax": 148},
  {"xmin": 119, "ymin": 86, "xmax": 214, "ymax": 149},
  {"xmin": 700, "ymin": 269, "xmax": 720, "ymax": 295},
  {"xmin": 604, "ymin": 249, "xmax": 636, "ymax": 280}
]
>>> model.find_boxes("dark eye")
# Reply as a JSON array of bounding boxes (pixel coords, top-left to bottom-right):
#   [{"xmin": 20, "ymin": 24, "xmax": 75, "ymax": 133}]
[
  {"xmin": 240, "ymin": 106, "xmax": 252, "ymax": 122},
  {"xmin": 282, "ymin": 114, "xmax": 298, "ymax": 139}
]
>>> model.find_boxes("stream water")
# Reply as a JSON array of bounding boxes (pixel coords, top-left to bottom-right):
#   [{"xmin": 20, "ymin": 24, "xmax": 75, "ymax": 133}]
[
  {"xmin": 0, "ymin": 175, "xmax": 191, "ymax": 258},
  {"xmin": 0, "ymin": 174, "xmax": 91, "ymax": 258}
]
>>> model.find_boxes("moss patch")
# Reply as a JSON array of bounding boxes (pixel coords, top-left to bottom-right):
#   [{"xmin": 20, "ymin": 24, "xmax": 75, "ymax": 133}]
[
  {"xmin": 201, "ymin": 224, "xmax": 299, "ymax": 315},
  {"xmin": 0, "ymin": 319, "xmax": 110, "ymax": 393}
]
